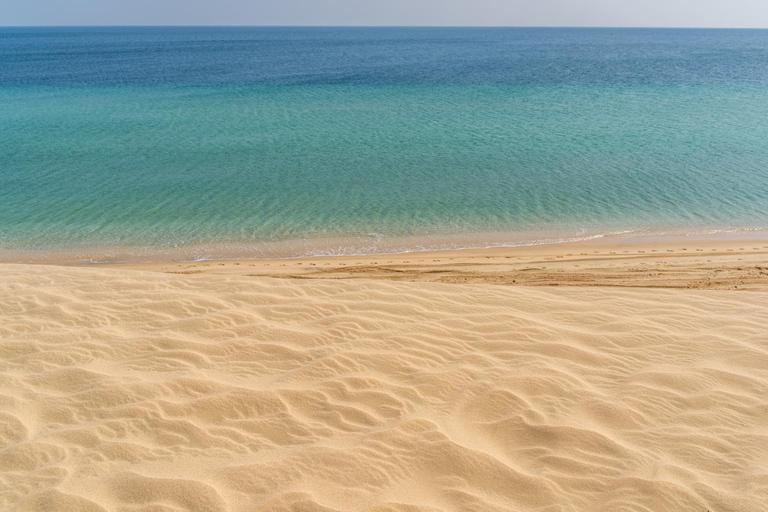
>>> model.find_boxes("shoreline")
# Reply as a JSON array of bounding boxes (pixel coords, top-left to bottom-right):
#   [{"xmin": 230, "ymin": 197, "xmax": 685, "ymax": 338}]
[
  {"xmin": 97, "ymin": 236, "xmax": 768, "ymax": 290},
  {"xmin": 3, "ymin": 233, "xmax": 766, "ymax": 291},
  {"xmin": 3, "ymin": 227, "xmax": 768, "ymax": 266}
]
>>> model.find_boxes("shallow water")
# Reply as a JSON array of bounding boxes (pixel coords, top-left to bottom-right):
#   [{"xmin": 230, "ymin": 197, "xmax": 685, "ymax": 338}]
[{"xmin": 2, "ymin": 27, "xmax": 768, "ymax": 261}]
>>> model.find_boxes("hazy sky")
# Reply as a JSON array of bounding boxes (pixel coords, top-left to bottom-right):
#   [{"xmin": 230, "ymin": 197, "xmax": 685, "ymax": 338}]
[{"xmin": 3, "ymin": 0, "xmax": 768, "ymax": 28}]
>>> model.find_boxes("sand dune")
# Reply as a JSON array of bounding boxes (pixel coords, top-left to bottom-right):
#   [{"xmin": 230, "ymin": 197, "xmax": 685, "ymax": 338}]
[{"xmin": 2, "ymin": 258, "xmax": 768, "ymax": 511}]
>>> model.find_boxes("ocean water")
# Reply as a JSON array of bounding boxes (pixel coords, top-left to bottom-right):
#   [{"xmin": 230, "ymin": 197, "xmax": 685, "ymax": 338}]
[{"xmin": 2, "ymin": 27, "xmax": 768, "ymax": 261}]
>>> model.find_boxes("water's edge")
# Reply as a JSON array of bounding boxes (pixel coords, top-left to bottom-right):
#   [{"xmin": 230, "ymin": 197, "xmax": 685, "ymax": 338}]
[{"xmin": 4, "ymin": 226, "xmax": 767, "ymax": 265}]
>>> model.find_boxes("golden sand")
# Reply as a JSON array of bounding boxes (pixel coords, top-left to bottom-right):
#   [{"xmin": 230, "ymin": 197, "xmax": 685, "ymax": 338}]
[{"xmin": 2, "ymin": 239, "xmax": 768, "ymax": 511}]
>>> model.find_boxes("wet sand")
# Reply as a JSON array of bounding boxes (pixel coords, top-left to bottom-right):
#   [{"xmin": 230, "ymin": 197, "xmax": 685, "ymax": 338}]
[{"xmin": 120, "ymin": 238, "xmax": 768, "ymax": 291}]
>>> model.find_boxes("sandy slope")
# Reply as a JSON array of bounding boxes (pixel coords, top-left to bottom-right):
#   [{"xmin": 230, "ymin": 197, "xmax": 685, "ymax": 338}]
[{"xmin": 2, "ymin": 254, "xmax": 768, "ymax": 511}]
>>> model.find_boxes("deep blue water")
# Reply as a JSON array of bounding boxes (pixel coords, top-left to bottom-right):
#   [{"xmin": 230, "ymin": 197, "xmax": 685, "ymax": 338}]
[{"xmin": 2, "ymin": 27, "xmax": 768, "ymax": 260}]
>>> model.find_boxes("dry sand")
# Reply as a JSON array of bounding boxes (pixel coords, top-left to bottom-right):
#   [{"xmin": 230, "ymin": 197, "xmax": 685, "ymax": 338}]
[{"xmin": 2, "ymin": 239, "xmax": 768, "ymax": 511}]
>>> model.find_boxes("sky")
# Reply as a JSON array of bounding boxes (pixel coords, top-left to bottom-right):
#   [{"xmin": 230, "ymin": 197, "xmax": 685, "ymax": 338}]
[{"xmin": 2, "ymin": 0, "xmax": 768, "ymax": 28}]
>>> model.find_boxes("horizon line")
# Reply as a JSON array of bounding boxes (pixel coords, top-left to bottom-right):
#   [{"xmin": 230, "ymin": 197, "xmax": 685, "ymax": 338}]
[{"xmin": 2, "ymin": 24, "xmax": 768, "ymax": 30}]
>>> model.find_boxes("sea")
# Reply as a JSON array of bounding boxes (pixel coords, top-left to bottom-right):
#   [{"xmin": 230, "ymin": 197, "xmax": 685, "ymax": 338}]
[{"xmin": 2, "ymin": 27, "xmax": 768, "ymax": 262}]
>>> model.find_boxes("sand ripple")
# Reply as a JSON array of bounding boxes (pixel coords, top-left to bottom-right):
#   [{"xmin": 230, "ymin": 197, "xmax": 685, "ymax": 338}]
[{"xmin": 1, "ymin": 264, "xmax": 767, "ymax": 511}]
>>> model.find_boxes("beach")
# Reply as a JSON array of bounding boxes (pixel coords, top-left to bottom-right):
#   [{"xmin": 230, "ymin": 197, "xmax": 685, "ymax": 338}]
[
  {"xmin": 3, "ymin": 238, "xmax": 768, "ymax": 511},
  {"xmin": 4, "ymin": 25, "xmax": 768, "ymax": 512}
]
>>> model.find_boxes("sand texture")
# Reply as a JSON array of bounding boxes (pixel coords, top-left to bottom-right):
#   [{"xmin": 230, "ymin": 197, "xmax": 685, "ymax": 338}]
[{"xmin": 2, "ymin": 244, "xmax": 768, "ymax": 511}]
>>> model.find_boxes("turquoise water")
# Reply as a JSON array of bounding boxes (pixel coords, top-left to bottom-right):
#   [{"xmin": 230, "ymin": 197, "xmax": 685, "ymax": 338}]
[{"xmin": 2, "ymin": 28, "xmax": 768, "ymax": 261}]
